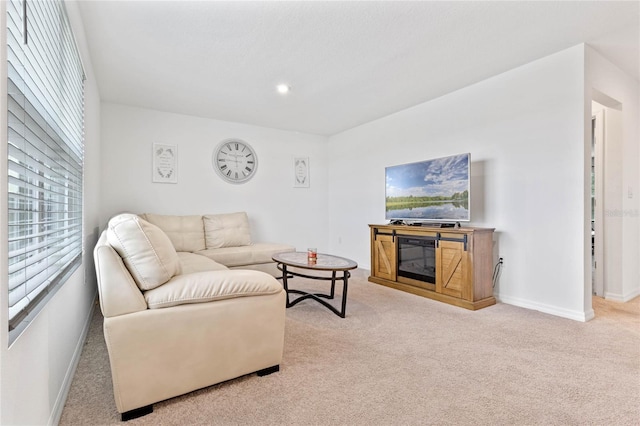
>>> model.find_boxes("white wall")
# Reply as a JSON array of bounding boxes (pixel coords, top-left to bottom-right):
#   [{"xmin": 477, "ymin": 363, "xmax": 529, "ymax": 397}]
[
  {"xmin": 0, "ymin": 2, "xmax": 101, "ymax": 425},
  {"xmin": 100, "ymin": 103, "xmax": 330, "ymax": 251},
  {"xmin": 327, "ymin": 45, "xmax": 592, "ymax": 320},
  {"xmin": 586, "ymin": 46, "xmax": 640, "ymax": 303}
]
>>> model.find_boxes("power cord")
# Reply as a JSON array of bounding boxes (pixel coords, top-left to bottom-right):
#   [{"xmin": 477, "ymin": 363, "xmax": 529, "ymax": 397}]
[{"xmin": 492, "ymin": 257, "xmax": 503, "ymax": 288}]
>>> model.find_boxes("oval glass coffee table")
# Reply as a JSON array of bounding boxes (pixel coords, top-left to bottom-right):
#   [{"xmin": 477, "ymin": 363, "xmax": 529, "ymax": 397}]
[{"xmin": 272, "ymin": 252, "xmax": 358, "ymax": 318}]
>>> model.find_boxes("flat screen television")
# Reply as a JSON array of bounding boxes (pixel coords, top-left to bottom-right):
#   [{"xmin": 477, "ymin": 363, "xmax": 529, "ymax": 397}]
[{"xmin": 385, "ymin": 153, "xmax": 470, "ymax": 223}]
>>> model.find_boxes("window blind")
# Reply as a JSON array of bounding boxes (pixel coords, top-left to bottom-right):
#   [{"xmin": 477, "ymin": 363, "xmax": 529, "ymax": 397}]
[{"xmin": 6, "ymin": 0, "xmax": 85, "ymax": 334}]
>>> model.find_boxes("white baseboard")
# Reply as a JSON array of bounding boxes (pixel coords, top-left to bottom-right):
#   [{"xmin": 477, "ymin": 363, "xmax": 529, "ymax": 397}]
[
  {"xmin": 497, "ymin": 294, "xmax": 593, "ymax": 322},
  {"xmin": 49, "ymin": 294, "xmax": 98, "ymax": 426},
  {"xmin": 605, "ymin": 287, "xmax": 640, "ymax": 303}
]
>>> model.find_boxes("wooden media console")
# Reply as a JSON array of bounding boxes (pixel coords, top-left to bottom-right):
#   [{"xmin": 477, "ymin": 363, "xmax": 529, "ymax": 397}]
[{"xmin": 369, "ymin": 224, "xmax": 496, "ymax": 310}]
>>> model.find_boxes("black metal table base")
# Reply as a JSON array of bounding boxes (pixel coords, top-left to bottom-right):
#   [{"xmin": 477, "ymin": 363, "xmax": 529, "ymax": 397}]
[{"xmin": 277, "ymin": 264, "xmax": 350, "ymax": 318}]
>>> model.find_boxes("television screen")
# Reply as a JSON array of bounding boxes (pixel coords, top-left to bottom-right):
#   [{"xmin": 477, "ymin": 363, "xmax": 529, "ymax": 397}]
[{"xmin": 385, "ymin": 153, "xmax": 470, "ymax": 222}]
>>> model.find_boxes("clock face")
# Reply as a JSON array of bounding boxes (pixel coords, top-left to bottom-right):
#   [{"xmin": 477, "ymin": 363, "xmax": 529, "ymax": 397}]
[{"xmin": 213, "ymin": 139, "xmax": 258, "ymax": 184}]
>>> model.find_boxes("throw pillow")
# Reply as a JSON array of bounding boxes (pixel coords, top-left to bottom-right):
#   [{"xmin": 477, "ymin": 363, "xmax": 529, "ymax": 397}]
[{"xmin": 107, "ymin": 213, "xmax": 180, "ymax": 290}]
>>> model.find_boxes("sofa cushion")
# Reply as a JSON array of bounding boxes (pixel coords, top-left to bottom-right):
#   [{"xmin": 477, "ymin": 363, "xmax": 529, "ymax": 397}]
[
  {"xmin": 203, "ymin": 212, "xmax": 251, "ymax": 248},
  {"xmin": 177, "ymin": 252, "xmax": 228, "ymax": 275},
  {"xmin": 144, "ymin": 270, "xmax": 283, "ymax": 309},
  {"xmin": 107, "ymin": 213, "xmax": 180, "ymax": 291},
  {"xmin": 140, "ymin": 214, "xmax": 205, "ymax": 252},
  {"xmin": 197, "ymin": 243, "xmax": 295, "ymax": 267}
]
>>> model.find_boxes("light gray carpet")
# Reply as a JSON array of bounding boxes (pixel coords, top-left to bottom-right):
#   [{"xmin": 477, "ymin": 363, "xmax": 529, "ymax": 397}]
[{"xmin": 60, "ymin": 270, "xmax": 640, "ymax": 425}]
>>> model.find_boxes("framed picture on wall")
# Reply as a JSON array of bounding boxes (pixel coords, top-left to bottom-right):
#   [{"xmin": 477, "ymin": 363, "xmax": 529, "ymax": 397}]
[
  {"xmin": 153, "ymin": 143, "xmax": 178, "ymax": 183},
  {"xmin": 293, "ymin": 157, "xmax": 310, "ymax": 188}
]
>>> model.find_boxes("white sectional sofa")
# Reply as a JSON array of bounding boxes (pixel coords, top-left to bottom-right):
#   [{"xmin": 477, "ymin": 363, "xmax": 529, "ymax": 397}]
[{"xmin": 93, "ymin": 212, "xmax": 295, "ymax": 420}]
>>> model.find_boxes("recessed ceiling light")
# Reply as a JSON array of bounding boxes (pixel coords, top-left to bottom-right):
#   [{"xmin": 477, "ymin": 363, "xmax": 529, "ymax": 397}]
[{"xmin": 276, "ymin": 84, "xmax": 290, "ymax": 94}]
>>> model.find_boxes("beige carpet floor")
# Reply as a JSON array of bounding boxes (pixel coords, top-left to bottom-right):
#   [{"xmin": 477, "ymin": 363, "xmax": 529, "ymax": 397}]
[{"xmin": 60, "ymin": 270, "xmax": 640, "ymax": 425}]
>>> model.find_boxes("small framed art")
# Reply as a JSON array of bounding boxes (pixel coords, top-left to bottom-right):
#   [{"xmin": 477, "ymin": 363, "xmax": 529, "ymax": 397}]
[
  {"xmin": 153, "ymin": 143, "xmax": 178, "ymax": 183},
  {"xmin": 294, "ymin": 157, "xmax": 310, "ymax": 188}
]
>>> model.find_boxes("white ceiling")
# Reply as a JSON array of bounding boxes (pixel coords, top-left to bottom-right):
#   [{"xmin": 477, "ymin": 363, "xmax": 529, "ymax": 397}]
[{"xmin": 77, "ymin": 0, "xmax": 640, "ymax": 136}]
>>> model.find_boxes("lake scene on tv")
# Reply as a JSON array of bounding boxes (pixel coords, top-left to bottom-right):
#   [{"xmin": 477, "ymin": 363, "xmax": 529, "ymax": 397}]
[{"xmin": 385, "ymin": 153, "xmax": 470, "ymax": 221}]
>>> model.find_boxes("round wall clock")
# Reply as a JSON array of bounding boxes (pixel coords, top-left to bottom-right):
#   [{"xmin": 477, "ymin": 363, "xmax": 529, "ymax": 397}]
[{"xmin": 212, "ymin": 139, "xmax": 258, "ymax": 184}]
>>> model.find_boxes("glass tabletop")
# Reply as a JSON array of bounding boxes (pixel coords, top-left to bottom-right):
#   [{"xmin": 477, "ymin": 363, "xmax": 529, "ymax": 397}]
[{"xmin": 272, "ymin": 251, "xmax": 357, "ymax": 271}]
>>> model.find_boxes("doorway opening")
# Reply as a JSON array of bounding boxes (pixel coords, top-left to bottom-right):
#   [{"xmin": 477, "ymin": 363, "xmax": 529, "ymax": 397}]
[
  {"xmin": 591, "ymin": 104, "xmax": 604, "ymax": 297},
  {"xmin": 589, "ymin": 93, "xmax": 623, "ymax": 315}
]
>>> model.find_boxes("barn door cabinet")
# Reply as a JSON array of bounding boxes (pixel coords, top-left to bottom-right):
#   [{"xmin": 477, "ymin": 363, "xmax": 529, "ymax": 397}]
[
  {"xmin": 371, "ymin": 229, "xmax": 396, "ymax": 281},
  {"xmin": 369, "ymin": 224, "xmax": 496, "ymax": 310}
]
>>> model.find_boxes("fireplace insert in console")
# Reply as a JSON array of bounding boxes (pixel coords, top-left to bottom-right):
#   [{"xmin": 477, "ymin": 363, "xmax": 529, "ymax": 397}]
[{"xmin": 397, "ymin": 236, "xmax": 436, "ymax": 283}]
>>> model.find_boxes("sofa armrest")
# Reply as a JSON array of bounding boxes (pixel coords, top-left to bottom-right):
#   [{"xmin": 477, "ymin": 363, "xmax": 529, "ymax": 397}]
[{"xmin": 94, "ymin": 235, "xmax": 147, "ymax": 318}]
